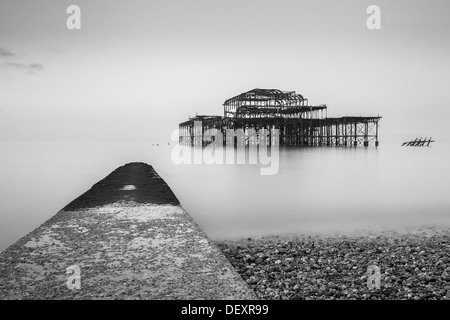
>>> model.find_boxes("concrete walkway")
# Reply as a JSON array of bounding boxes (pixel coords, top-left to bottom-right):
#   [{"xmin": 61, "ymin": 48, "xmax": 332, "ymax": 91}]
[{"xmin": 0, "ymin": 162, "xmax": 256, "ymax": 299}]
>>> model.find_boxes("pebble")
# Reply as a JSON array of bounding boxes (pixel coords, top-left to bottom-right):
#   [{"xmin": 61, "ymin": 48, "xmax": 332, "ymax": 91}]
[{"xmin": 218, "ymin": 231, "xmax": 450, "ymax": 300}]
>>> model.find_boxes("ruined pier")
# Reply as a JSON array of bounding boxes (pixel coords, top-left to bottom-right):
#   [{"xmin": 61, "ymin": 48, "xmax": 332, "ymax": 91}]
[{"xmin": 179, "ymin": 88, "xmax": 381, "ymax": 147}]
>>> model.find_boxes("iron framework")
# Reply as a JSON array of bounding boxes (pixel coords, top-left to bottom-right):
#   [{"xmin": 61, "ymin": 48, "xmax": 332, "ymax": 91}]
[{"xmin": 179, "ymin": 89, "xmax": 381, "ymax": 147}]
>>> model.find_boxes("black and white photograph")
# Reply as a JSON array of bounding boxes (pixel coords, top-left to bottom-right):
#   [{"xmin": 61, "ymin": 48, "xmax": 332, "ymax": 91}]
[{"xmin": 1, "ymin": 0, "xmax": 450, "ymax": 308}]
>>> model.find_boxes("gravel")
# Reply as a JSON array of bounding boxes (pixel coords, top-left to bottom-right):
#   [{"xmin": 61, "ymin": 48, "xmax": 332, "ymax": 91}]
[{"xmin": 216, "ymin": 229, "xmax": 450, "ymax": 300}]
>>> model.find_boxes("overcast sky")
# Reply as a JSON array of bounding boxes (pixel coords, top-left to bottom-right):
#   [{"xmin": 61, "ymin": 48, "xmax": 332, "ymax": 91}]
[{"xmin": 0, "ymin": 0, "xmax": 449, "ymax": 142}]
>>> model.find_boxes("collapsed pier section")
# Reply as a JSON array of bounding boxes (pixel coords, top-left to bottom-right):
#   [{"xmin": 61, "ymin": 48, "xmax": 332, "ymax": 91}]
[{"xmin": 179, "ymin": 89, "xmax": 381, "ymax": 147}]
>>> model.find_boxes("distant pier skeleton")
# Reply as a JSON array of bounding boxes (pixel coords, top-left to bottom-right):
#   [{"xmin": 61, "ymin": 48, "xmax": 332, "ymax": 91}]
[{"xmin": 179, "ymin": 88, "xmax": 381, "ymax": 147}]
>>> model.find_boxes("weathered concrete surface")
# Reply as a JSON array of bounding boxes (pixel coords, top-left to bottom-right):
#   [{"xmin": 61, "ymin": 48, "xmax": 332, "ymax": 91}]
[{"xmin": 0, "ymin": 162, "xmax": 256, "ymax": 300}]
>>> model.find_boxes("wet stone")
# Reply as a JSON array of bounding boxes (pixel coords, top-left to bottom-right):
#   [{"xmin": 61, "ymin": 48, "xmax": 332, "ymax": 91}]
[{"xmin": 0, "ymin": 163, "xmax": 256, "ymax": 300}]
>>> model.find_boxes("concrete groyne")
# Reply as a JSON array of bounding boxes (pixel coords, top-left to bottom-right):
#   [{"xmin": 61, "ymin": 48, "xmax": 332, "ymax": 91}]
[{"xmin": 0, "ymin": 162, "xmax": 255, "ymax": 299}]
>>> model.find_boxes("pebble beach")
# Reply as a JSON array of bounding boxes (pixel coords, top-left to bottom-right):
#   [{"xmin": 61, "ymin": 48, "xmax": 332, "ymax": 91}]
[{"xmin": 216, "ymin": 228, "xmax": 450, "ymax": 300}]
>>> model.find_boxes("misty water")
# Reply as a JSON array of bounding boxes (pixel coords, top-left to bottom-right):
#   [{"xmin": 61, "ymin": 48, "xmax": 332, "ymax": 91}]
[{"xmin": 1, "ymin": 141, "xmax": 450, "ymax": 251}]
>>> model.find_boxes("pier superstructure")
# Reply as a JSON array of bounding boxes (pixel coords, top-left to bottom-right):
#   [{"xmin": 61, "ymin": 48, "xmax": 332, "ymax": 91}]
[{"xmin": 179, "ymin": 88, "xmax": 381, "ymax": 147}]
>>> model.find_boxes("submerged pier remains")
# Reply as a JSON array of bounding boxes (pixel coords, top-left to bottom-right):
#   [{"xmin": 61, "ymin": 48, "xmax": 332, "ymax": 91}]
[
  {"xmin": 179, "ymin": 88, "xmax": 381, "ymax": 147},
  {"xmin": 402, "ymin": 137, "xmax": 435, "ymax": 147},
  {"xmin": 0, "ymin": 163, "xmax": 255, "ymax": 300}
]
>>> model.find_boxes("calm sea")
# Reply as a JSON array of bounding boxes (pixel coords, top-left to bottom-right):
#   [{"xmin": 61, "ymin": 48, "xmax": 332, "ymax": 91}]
[{"xmin": 1, "ymin": 141, "xmax": 450, "ymax": 250}]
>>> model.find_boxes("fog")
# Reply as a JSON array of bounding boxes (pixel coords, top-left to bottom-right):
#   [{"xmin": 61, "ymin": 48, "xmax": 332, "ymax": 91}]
[{"xmin": 1, "ymin": 0, "xmax": 450, "ymax": 143}]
